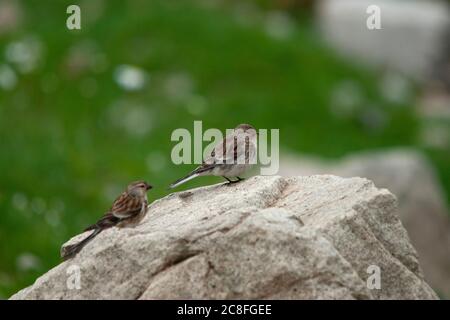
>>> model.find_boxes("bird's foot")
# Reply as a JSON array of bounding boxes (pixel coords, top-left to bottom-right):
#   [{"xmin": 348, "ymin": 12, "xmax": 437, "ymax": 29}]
[{"xmin": 223, "ymin": 177, "xmax": 243, "ymax": 186}]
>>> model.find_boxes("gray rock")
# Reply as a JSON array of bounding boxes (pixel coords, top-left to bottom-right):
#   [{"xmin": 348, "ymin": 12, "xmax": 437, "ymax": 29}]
[
  {"xmin": 280, "ymin": 149, "xmax": 450, "ymax": 298},
  {"xmin": 10, "ymin": 175, "xmax": 437, "ymax": 299},
  {"xmin": 317, "ymin": 0, "xmax": 450, "ymax": 82}
]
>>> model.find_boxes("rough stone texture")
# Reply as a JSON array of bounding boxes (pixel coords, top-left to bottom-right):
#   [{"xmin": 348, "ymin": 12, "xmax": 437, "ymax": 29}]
[
  {"xmin": 10, "ymin": 175, "xmax": 437, "ymax": 300},
  {"xmin": 317, "ymin": 0, "xmax": 450, "ymax": 82},
  {"xmin": 279, "ymin": 149, "xmax": 450, "ymax": 298}
]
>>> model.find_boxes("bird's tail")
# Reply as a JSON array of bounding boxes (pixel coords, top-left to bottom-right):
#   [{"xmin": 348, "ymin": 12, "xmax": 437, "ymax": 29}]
[
  {"xmin": 169, "ymin": 164, "xmax": 216, "ymax": 189},
  {"xmin": 84, "ymin": 212, "xmax": 119, "ymax": 231},
  {"xmin": 169, "ymin": 172, "xmax": 200, "ymax": 189},
  {"xmin": 61, "ymin": 228, "xmax": 102, "ymax": 260}
]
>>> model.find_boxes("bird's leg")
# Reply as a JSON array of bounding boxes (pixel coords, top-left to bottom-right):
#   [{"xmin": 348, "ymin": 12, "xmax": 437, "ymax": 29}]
[
  {"xmin": 223, "ymin": 176, "xmax": 233, "ymax": 183},
  {"xmin": 223, "ymin": 176, "xmax": 242, "ymax": 185}
]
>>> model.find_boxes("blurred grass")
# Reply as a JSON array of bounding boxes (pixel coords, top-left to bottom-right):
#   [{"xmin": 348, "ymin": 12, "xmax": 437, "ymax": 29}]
[{"xmin": 0, "ymin": 0, "xmax": 448, "ymax": 298}]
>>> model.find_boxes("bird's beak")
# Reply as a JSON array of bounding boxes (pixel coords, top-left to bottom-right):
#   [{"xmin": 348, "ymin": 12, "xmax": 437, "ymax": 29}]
[{"xmin": 146, "ymin": 184, "xmax": 153, "ymax": 190}]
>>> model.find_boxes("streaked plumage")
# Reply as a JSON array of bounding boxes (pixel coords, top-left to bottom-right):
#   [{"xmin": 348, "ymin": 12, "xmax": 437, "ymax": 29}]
[
  {"xmin": 61, "ymin": 181, "xmax": 152, "ymax": 260},
  {"xmin": 169, "ymin": 124, "xmax": 257, "ymax": 189}
]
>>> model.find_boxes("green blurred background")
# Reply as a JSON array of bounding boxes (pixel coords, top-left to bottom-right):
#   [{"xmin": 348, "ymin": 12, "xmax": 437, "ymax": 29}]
[{"xmin": 0, "ymin": 0, "xmax": 449, "ymax": 298}]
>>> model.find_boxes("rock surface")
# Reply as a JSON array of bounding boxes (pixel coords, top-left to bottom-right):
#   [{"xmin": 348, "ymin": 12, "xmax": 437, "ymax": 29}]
[
  {"xmin": 279, "ymin": 149, "xmax": 450, "ymax": 298},
  {"xmin": 10, "ymin": 175, "xmax": 437, "ymax": 299}
]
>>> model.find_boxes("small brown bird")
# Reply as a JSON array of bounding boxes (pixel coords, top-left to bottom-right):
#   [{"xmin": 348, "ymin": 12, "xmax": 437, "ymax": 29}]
[
  {"xmin": 61, "ymin": 181, "xmax": 152, "ymax": 260},
  {"xmin": 169, "ymin": 124, "xmax": 257, "ymax": 189}
]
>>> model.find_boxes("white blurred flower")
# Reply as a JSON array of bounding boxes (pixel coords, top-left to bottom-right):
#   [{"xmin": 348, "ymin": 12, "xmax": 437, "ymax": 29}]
[
  {"xmin": 30, "ymin": 197, "xmax": 46, "ymax": 215},
  {"xmin": 146, "ymin": 151, "xmax": 167, "ymax": 172},
  {"xmin": 265, "ymin": 11, "xmax": 295, "ymax": 40},
  {"xmin": 164, "ymin": 72, "xmax": 195, "ymax": 102},
  {"xmin": 330, "ymin": 81, "xmax": 363, "ymax": 118},
  {"xmin": 122, "ymin": 106, "xmax": 153, "ymax": 136},
  {"xmin": 12, "ymin": 193, "xmax": 28, "ymax": 211},
  {"xmin": 16, "ymin": 253, "xmax": 42, "ymax": 272},
  {"xmin": 5, "ymin": 36, "xmax": 43, "ymax": 73},
  {"xmin": 185, "ymin": 95, "xmax": 208, "ymax": 116},
  {"xmin": 103, "ymin": 183, "xmax": 122, "ymax": 203},
  {"xmin": 380, "ymin": 72, "xmax": 412, "ymax": 105},
  {"xmin": 114, "ymin": 64, "xmax": 147, "ymax": 91},
  {"xmin": 0, "ymin": 64, "xmax": 17, "ymax": 90},
  {"xmin": 109, "ymin": 101, "xmax": 153, "ymax": 137},
  {"xmin": 45, "ymin": 209, "xmax": 61, "ymax": 227}
]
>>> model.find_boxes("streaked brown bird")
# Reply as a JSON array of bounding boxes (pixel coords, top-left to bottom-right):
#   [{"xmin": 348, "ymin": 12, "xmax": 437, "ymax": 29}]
[
  {"xmin": 61, "ymin": 180, "xmax": 152, "ymax": 260},
  {"xmin": 169, "ymin": 123, "xmax": 258, "ymax": 189}
]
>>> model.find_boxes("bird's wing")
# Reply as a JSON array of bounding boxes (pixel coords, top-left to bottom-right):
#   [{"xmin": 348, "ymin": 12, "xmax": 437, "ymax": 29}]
[
  {"xmin": 205, "ymin": 131, "xmax": 256, "ymax": 165},
  {"xmin": 84, "ymin": 212, "xmax": 119, "ymax": 231},
  {"xmin": 110, "ymin": 191, "xmax": 143, "ymax": 219},
  {"xmin": 204, "ymin": 131, "xmax": 238, "ymax": 164}
]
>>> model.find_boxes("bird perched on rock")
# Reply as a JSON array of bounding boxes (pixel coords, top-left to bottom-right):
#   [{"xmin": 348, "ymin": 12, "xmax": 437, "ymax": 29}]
[
  {"xmin": 61, "ymin": 181, "xmax": 152, "ymax": 260},
  {"xmin": 169, "ymin": 123, "xmax": 257, "ymax": 189}
]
